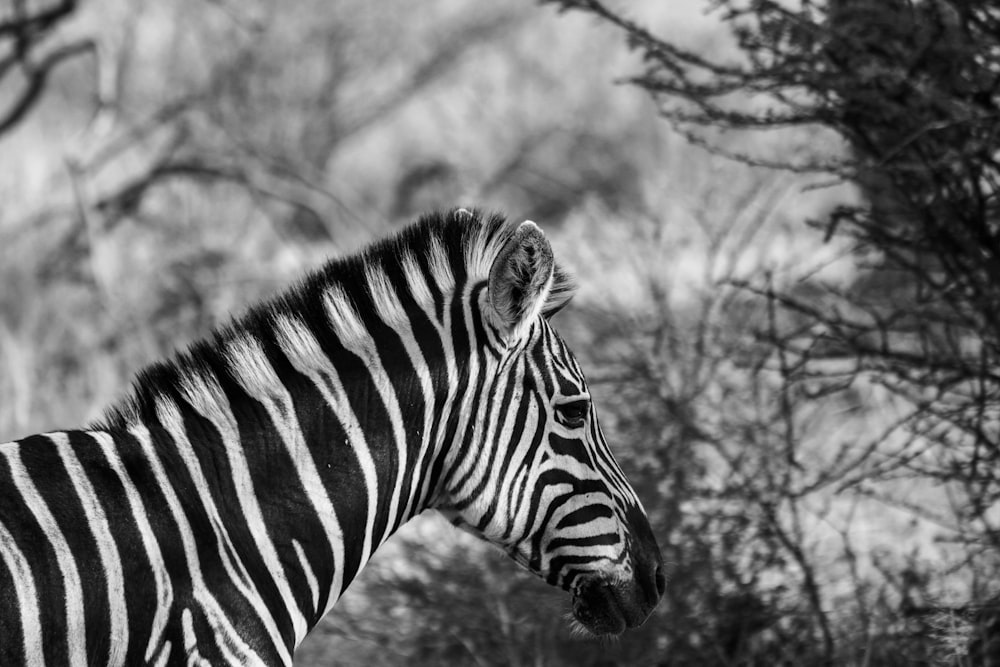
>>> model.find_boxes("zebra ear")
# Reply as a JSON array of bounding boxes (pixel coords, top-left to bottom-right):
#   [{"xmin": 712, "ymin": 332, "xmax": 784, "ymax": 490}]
[{"xmin": 488, "ymin": 220, "xmax": 554, "ymax": 339}]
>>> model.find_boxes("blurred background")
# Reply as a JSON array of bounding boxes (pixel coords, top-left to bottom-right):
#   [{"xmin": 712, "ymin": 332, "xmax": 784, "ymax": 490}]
[{"xmin": 3, "ymin": 0, "xmax": 999, "ymax": 664}]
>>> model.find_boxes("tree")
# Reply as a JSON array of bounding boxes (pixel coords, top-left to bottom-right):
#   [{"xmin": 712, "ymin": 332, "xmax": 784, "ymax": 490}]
[{"xmin": 543, "ymin": 0, "xmax": 1000, "ymax": 661}]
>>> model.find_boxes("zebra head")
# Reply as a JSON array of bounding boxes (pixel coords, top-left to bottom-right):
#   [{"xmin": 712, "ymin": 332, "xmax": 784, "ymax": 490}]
[{"xmin": 439, "ymin": 216, "xmax": 664, "ymax": 636}]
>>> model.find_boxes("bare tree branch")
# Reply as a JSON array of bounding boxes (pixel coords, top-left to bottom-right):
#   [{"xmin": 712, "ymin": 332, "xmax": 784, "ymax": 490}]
[{"xmin": 0, "ymin": 0, "xmax": 86, "ymax": 137}]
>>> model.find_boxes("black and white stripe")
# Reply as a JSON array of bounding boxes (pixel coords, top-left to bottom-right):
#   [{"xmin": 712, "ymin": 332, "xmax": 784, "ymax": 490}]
[{"xmin": 0, "ymin": 209, "xmax": 663, "ymax": 665}]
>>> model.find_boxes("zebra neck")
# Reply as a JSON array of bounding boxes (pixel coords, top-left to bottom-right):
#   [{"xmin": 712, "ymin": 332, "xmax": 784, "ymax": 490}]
[
  {"xmin": 93, "ymin": 273, "xmax": 495, "ymax": 644},
  {"xmin": 149, "ymin": 314, "xmax": 470, "ymax": 637}
]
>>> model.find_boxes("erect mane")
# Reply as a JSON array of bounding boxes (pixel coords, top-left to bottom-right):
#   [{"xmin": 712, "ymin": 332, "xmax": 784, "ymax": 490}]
[{"xmin": 94, "ymin": 208, "xmax": 576, "ymax": 431}]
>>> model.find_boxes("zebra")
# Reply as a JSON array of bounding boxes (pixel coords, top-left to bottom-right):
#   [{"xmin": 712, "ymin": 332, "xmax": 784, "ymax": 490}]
[{"xmin": 0, "ymin": 208, "xmax": 664, "ymax": 665}]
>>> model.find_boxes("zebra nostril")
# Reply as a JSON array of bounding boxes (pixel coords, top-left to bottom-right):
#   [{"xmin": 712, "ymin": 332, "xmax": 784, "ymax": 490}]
[{"xmin": 654, "ymin": 564, "xmax": 666, "ymax": 598}]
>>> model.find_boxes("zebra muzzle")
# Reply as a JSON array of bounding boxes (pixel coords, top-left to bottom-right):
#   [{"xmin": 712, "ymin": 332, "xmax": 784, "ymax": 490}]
[{"xmin": 571, "ymin": 576, "xmax": 655, "ymax": 636}]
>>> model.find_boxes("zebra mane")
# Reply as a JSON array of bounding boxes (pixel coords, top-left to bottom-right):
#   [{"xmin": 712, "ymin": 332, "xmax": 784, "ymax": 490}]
[{"xmin": 94, "ymin": 208, "xmax": 576, "ymax": 431}]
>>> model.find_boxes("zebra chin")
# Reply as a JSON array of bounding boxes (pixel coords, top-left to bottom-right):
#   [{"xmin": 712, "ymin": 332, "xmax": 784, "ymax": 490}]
[{"xmin": 570, "ymin": 574, "xmax": 661, "ymax": 636}]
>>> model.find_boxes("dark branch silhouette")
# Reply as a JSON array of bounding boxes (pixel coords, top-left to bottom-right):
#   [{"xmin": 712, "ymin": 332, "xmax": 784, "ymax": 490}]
[{"xmin": 0, "ymin": 0, "xmax": 88, "ymax": 137}]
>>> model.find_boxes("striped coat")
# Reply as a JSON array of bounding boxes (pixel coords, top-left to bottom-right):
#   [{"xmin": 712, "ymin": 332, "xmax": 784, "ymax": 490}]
[{"xmin": 0, "ymin": 209, "xmax": 663, "ymax": 665}]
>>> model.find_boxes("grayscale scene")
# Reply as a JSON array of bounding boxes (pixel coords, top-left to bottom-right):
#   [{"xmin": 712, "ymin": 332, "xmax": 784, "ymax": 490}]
[{"xmin": 1, "ymin": 0, "xmax": 998, "ymax": 665}]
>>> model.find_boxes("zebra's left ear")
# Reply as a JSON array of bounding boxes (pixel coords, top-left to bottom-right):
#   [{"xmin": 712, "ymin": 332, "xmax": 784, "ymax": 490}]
[{"xmin": 488, "ymin": 220, "xmax": 554, "ymax": 339}]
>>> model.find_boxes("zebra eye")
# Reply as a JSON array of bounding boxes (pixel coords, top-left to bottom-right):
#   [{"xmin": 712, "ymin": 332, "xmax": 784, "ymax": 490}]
[{"xmin": 555, "ymin": 400, "xmax": 589, "ymax": 429}]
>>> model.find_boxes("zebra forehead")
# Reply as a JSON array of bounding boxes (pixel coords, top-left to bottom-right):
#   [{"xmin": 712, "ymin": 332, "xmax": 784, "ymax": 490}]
[
  {"xmin": 529, "ymin": 325, "xmax": 585, "ymax": 385},
  {"xmin": 547, "ymin": 328, "xmax": 581, "ymax": 370}
]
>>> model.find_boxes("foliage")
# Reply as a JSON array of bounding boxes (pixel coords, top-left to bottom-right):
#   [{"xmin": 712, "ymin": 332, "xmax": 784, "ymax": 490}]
[{"xmin": 543, "ymin": 0, "xmax": 1000, "ymax": 663}]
